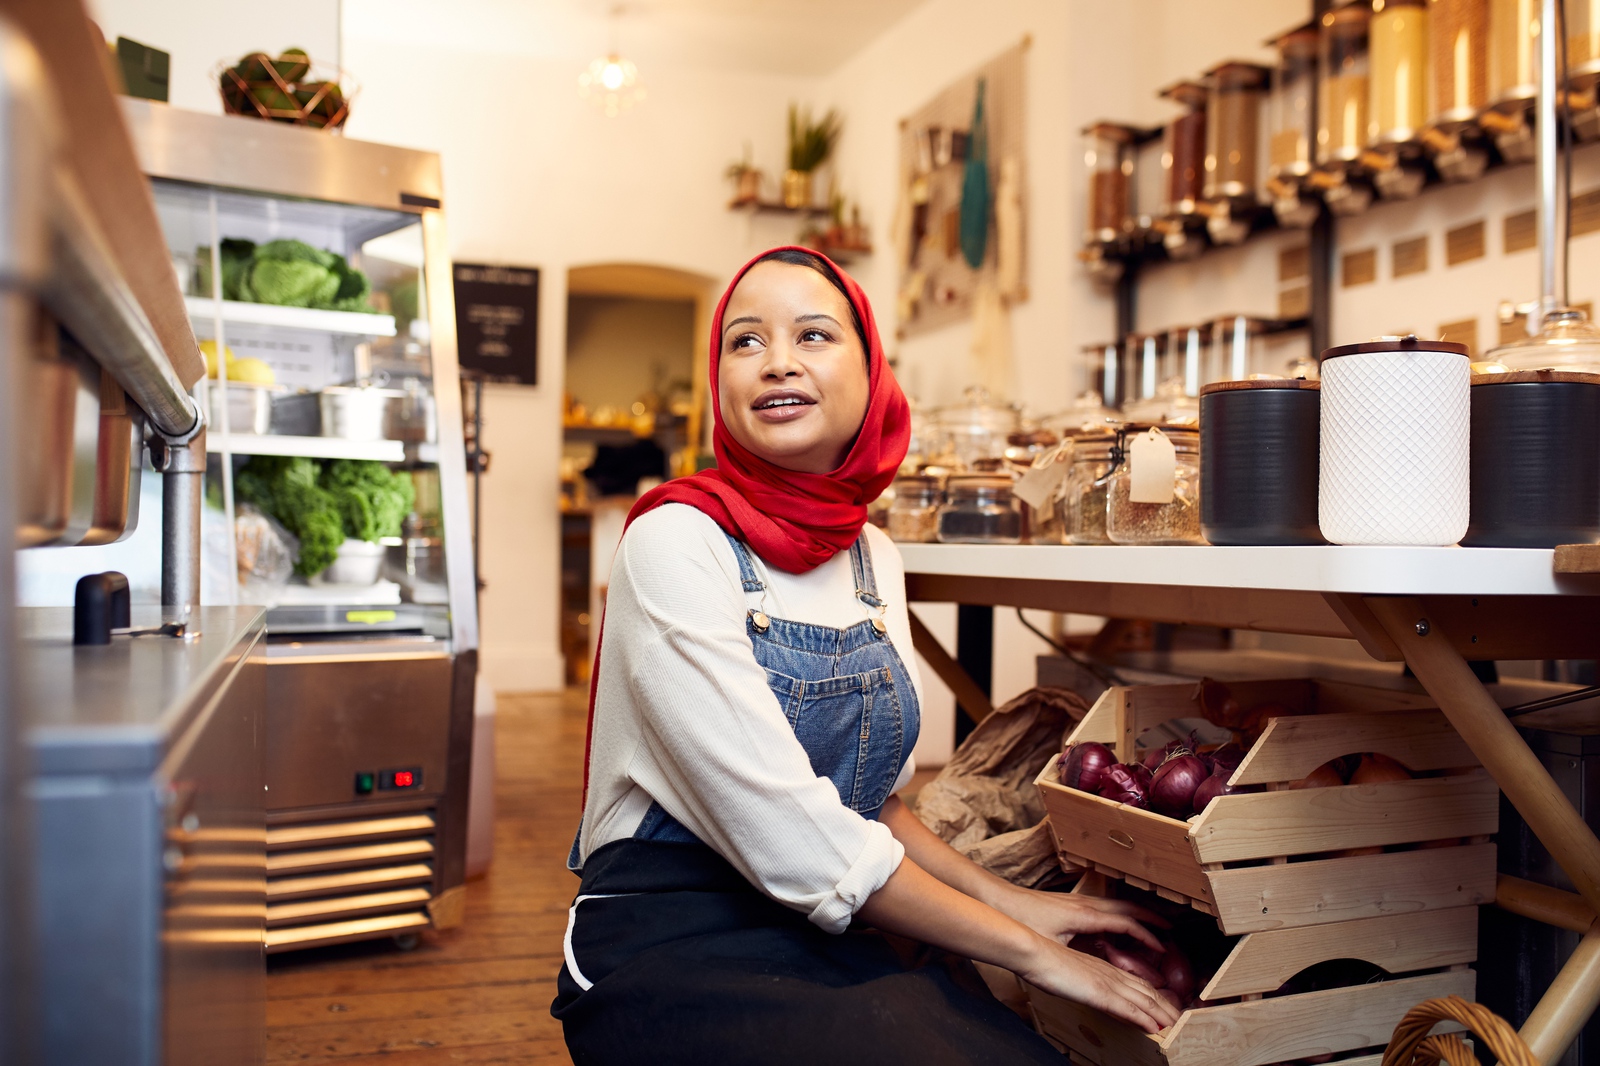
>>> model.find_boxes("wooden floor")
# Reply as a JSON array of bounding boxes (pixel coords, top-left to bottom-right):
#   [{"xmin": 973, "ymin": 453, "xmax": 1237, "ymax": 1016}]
[{"xmin": 265, "ymin": 689, "xmax": 585, "ymax": 1065}]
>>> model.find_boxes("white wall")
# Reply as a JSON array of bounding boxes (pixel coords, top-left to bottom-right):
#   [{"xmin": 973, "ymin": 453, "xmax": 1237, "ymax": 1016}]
[{"xmin": 87, "ymin": 0, "xmax": 340, "ymax": 114}]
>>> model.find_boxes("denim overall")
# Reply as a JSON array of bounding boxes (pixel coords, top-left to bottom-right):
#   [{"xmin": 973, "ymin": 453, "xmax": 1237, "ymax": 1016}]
[{"xmin": 553, "ymin": 532, "xmax": 1061, "ymax": 1066}]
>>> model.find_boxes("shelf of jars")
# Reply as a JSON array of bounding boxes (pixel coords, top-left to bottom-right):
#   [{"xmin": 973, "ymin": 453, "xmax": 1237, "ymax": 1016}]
[{"xmin": 1081, "ymin": 1, "xmax": 1577, "ymax": 275}]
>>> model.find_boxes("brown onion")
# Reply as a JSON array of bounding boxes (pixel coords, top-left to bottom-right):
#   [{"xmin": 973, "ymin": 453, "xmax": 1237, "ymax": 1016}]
[
  {"xmin": 1350, "ymin": 752, "xmax": 1412, "ymax": 784},
  {"xmin": 1099, "ymin": 764, "xmax": 1150, "ymax": 808},
  {"xmin": 1150, "ymin": 753, "xmax": 1209, "ymax": 818},
  {"xmin": 1061, "ymin": 742, "xmax": 1116, "ymax": 794},
  {"xmin": 1289, "ymin": 760, "xmax": 1346, "ymax": 789}
]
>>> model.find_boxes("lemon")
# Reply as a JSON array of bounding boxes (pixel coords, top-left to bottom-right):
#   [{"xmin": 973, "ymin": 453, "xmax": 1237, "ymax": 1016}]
[
  {"xmin": 228, "ymin": 357, "xmax": 276, "ymax": 385},
  {"xmin": 200, "ymin": 339, "xmax": 236, "ymax": 379}
]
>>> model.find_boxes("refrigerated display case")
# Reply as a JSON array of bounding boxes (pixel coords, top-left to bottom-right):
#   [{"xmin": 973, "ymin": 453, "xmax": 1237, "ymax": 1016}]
[{"xmin": 121, "ymin": 98, "xmax": 480, "ymax": 952}]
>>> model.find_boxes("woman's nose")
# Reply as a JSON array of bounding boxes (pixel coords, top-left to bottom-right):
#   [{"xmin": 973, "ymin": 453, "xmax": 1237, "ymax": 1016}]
[{"xmin": 761, "ymin": 342, "xmax": 803, "ymax": 378}]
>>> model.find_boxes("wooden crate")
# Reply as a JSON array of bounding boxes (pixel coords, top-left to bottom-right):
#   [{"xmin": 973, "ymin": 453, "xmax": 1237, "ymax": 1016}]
[
  {"xmin": 1028, "ymin": 966, "xmax": 1473, "ymax": 1066},
  {"xmin": 1038, "ymin": 678, "xmax": 1498, "ymax": 934}
]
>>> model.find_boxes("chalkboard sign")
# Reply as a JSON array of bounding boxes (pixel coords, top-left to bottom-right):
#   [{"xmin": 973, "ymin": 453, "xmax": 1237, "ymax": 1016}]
[{"xmin": 453, "ymin": 262, "xmax": 539, "ymax": 384}]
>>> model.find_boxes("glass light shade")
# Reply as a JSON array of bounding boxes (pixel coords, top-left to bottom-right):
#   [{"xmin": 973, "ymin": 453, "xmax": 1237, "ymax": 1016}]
[{"xmin": 579, "ymin": 53, "xmax": 644, "ymax": 117}]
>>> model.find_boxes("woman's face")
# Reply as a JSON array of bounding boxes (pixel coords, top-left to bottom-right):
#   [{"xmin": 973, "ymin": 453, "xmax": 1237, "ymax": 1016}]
[{"xmin": 717, "ymin": 261, "xmax": 870, "ymax": 474}]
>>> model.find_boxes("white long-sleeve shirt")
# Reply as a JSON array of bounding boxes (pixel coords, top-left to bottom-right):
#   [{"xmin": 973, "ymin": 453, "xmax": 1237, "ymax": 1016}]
[{"xmin": 576, "ymin": 503, "xmax": 921, "ymax": 933}]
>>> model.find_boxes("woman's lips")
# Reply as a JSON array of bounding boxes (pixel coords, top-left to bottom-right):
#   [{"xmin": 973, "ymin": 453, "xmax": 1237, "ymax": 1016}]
[{"xmin": 751, "ymin": 389, "xmax": 816, "ymax": 423}]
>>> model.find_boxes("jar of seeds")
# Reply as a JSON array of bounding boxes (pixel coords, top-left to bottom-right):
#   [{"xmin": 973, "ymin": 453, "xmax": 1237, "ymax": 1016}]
[
  {"xmin": 888, "ymin": 475, "xmax": 942, "ymax": 543},
  {"xmin": 1106, "ymin": 425, "xmax": 1203, "ymax": 545},
  {"xmin": 1058, "ymin": 431, "xmax": 1117, "ymax": 544}
]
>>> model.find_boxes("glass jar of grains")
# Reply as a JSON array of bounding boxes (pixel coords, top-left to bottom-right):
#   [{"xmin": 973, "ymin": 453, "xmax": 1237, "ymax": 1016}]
[
  {"xmin": 1106, "ymin": 425, "xmax": 1204, "ymax": 545},
  {"xmin": 888, "ymin": 475, "xmax": 942, "ymax": 543},
  {"xmin": 936, "ymin": 474, "xmax": 1023, "ymax": 544},
  {"xmin": 1058, "ymin": 431, "xmax": 1117, "ymax": 545}
]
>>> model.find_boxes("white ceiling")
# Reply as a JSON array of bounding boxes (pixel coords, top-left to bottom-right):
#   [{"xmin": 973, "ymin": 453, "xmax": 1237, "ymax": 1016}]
[{"xmin": 345, "ymin": 0, "xmax": 930, "ymax": 78}]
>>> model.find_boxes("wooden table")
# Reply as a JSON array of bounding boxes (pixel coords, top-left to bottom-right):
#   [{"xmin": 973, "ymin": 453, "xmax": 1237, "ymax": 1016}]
[{"xmin": 899, "ymin": 543, "xmax": 1600, "ymax": 1065}]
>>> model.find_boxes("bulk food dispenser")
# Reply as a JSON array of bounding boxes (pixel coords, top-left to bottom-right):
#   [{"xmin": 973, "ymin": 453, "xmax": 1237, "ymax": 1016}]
[
  {"xmin": 1203, "ymin": 61, "xmax": 1270, "ymax": 245},
  {"xmin": 1422, "ymin": 0, "xmax": 1492, "ymax": 180},
  {"xmin": 1157, "ymin": 80, "xmax": 1209, "ymax": 259},
  {"xmin": 1566, "ymin": 0, "xmax": 1600, "ymax": 139},
  {"xmin": 1081, "ymin": 123, "xmax": 1141, "ymax": 282},
  {"xmin": 1266, "ymin": 21, "xmax": 1323, "ymax": 228},
  {"xmin": 1314, "ymin": 1, "xmax": 1376, "ymax": 215},
  {"xmin": 1482, "ymin": 0, "xmax": 1539, "ymax": 161},
  {"xmin": 121, "ymin": 99, "xmax": 481, "ymax": 954},
  {"xmin": 1365, "ymin": 0, "xmax": 1429, "ymax": 199}
]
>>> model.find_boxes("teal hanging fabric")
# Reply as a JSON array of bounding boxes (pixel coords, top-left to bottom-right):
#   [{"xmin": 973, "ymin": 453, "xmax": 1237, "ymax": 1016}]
[{"xmin": 959, "ymin": 77, "xmax": 990, "ymax": 269}]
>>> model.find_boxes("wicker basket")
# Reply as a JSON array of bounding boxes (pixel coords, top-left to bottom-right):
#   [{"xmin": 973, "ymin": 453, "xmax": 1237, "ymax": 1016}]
[
  {"xmin": 1383, "ymin": 995, "xmax": 1537, "ymax": 1066},
  {"xmin": 214, "ymin": 53, "xmax": 356, "ymax": 130}
]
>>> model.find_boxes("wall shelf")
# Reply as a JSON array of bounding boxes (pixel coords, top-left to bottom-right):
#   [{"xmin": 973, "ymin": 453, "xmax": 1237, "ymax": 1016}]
[
  {"xmin": 207, "ymin": 434, "xmax": 405, "ymax": 462},
  {"xmin": 727, "ymin": 198, "xmax": 831, "ymax": 217},
  {"xmin": 186, "ymin": 296, "xmax": 398, "ymax": 337}
]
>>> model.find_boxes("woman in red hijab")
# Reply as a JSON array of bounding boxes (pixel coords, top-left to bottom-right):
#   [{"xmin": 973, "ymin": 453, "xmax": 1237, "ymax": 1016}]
[{"xmin": 552, "ymin": 248, "xmax": 1175, "ymax": 1063}]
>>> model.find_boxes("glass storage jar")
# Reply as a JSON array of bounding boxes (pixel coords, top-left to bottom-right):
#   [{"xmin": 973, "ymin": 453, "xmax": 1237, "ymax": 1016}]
[
  {"xmin": 888, "ymin": 475, "xmax": 942, "ymax": 543},
  {"xmin": 936, "ymin": 474, "xmax": 1023, "ymax": 544},
  {"xmin": 1318, "ymin": 3, "xmax": 1371, "ymax": 165},
  {"xmin": 1058, "ymin": 432, "xmax": 1118, "ymax": 545},
  {"xmin": 1269, "ymin": 22, "xmax": 1319, "ymax": 182},
  {"xmin": 932, "ymin": 387, "xmax": 1019, "ymax": 470},
  {"xmin": 1161, "ymin": 81, "xmax": 1209, "ymax": 217},
  {"xmin": 1005, "ymin": 428, "xmax": 1066, "ymax": 544},
  {"xmin": 1205, "ymin": 61, "xmax": 1269, "ymax": 201},
  {"xmin": 1369, "ymin": 0, "xmax": 1428, "ymax": 146},
  {"xmin": 1106, "ymin": 425, "xmax": 1204, "ymax": 545}
]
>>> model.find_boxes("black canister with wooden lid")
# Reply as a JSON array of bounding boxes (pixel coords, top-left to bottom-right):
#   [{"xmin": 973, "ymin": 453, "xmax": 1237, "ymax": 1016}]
[
  {"xmin": 1199, "ymin": 378, "xmax": 1324, "ymax": 545},
  {"xmin": 1463, "ymin": 370, "xmax": 1600, "ymax": 547}
]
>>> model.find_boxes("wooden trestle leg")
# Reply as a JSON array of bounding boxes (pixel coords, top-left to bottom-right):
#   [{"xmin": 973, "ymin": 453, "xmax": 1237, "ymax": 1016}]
[{"xmin": 1365, "ymin": 595, "xmax": 1600, "ymax": 1065}]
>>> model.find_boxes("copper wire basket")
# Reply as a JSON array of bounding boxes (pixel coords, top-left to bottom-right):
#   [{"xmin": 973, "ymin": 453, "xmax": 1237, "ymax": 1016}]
[
  {"xmin": 214, "ymin": 53, "xmax": 356, "ymax": 131},
  {"xmin": 1382, "ymin": 996, "xmax": 1537, "ymax": 1066}
]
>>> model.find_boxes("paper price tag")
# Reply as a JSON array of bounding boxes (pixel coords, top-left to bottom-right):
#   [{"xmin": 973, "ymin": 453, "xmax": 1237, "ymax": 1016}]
[
  {"xmin": 1127, "ymin": 428, "xmax": 1177, "ymax": 504},
  {"xmin": 1012, "ymin": 439, "xmax": 1075, "ymax": 510}
]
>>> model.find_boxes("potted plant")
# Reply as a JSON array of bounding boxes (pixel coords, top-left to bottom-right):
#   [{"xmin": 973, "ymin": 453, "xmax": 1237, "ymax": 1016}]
[
  {"xmin": 725, "ymin": 142, "xmax": 762, "ymax": 205},
  {"xmin": 784, "ymin": 105, "xmax": 841, "ymax": 209}
]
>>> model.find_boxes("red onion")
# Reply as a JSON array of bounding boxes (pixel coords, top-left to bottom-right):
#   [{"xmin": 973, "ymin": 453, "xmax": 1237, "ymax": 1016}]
[
  {"xmin": 1208, "ymin": 742, "xmax": 1246, "ymax": 774},
  {"xmin": 1142, "ymin": 746, "xmax": 1168, "ymax": 772},
  {"xmin": 1159, "ymin": 947, "xmax": 1196, "ymax": 1001},
  {"xmin": 1155, "ymin": 987, "xmax": 1184, "ymax": 1014},
  {"xmin": 1350, "ymin": 752, "xmax": 1412, "ymax": 784},
  {"xmin": 1150, "ymin": 752, "xmax": 1209, "ymax": 818},
  {"xmin": 1098, "ymin": 764, "xmax": 1150, "ymax": 808},
  {"xmin": 1191, "ymin": 768, "xmax": 1260, "ymax": 813},
  {"xmin": 1061, "ymin": 741, "xmax": 1117, "ymax": 794},
  {"xmin": 1196, "ymin": 678, "xmax": 1241, "ymax": 729},
  {"xmin": 1099, "ymin": 937, "xmax": 1166, "ymax": 987}
]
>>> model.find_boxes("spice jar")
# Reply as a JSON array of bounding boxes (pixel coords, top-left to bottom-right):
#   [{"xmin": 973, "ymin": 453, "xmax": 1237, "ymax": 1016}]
[
  {"xmin": 936, "ymin": 474, "xmax": 1023, "ymax": 544},
  {"xmin": 1059, "ymin": 432, "xmax": 1117, "ymax": 545},
  {"xmin": 888, "ymin": 475, "xmax": 942, "ymax": 544},
  {"xmin": 1106, "ymin": 425, "xmax": 1204, "ymax": 545},
  {"xmin": 1205, "ymin": 62, "xmax": 1268, "ymax": 201},
  {"xmin": 1318, "ymin": 4, "xmax": 1371, "ymax": 165},
  {"xmin": 1368, "ymin": 0, "xmax": 1428, "ymax": 146},
  {"xmin": 1269, "ymin": 23, "xmax": 1319, "ymax": 183},
  {"xmin": 1430, "ymin": 0, "xmax": 1489, "ymax": 127},
  {"xmin": 1083, "ymin": 123, "xmax": 1137, "ymax": 246},
  {"xmin": 1161, "ymin": 81, "xmax": 1208, "ymax": 217}
]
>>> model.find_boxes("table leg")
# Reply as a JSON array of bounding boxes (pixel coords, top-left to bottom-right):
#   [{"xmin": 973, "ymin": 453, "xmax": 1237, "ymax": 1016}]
[{"xmin": 1366, "ymin": 595, "xmax": 1600, "ymax": 1065}]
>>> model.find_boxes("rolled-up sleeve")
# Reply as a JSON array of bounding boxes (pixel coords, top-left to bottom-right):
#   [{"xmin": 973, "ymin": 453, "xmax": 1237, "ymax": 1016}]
[{"xmin": 602, "ymin": 507, "xmax": 904, "ymax": 931}]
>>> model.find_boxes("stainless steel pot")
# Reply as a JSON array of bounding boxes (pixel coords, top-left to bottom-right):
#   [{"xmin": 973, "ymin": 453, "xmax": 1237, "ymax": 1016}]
[{"xmin": 319, "ymin": 385, "xmax": 405, "ymax": 442}]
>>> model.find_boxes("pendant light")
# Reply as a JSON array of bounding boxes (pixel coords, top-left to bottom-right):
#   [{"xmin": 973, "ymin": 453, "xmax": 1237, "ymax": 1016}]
[
  {"xmin": 579, "ymin": 6, "xmax": 645, "ymax": 118},
  {"xmin": 1492, "ymin": 0, "xmax": 1600, "ymax": 369}
]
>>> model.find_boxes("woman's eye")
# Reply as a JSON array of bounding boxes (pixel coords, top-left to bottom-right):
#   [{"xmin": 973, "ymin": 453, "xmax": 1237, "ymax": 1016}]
[
  {"xmin": 731, "ymin": 333, "xmax": 762, "ymax": 350},
  {"xmin": 799, "ymin": 328, "xmax": 832, "ymax": 343}
]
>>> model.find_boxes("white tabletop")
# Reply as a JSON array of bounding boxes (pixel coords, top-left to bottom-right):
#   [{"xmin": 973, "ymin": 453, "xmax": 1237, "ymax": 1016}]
[{"xmin": 896, "ymin": 543, "xmax": 1600, "ymax": 599}]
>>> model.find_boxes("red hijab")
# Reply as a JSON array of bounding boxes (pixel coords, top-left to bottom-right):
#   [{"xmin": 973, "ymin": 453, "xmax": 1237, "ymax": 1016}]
[
  {"xmin": 581, "ymin": 247, "xmax": 910, "ymax": 798},
  {"xmin": 626, "ymin": 246, "xmax": 910, "ymax": 569}
]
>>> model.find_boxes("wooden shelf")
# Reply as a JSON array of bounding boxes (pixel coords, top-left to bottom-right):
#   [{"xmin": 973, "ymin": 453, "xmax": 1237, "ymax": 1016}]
[
  {"xmin": 186, "ymin": 296, "xmax": 397, "ymax": 337},
  {"xmin": 727, "ymin": 198, "xmax": 831, "ymax": 217},
  {"xmin": 208, "ymin": 434, "xmax": 405, "ymax": 462}
]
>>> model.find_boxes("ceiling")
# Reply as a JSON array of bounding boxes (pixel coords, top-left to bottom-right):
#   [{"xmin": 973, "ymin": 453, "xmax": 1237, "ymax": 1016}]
[{"xmin": 345, "ymin": 0, "xmax": 930, "ymax": 78}]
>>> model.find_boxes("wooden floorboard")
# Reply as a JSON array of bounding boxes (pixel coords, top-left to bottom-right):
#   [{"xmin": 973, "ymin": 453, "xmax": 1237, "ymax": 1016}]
[{"xmin": 265, "ymin": 689, "xmax": 583, "ymax": 1064}]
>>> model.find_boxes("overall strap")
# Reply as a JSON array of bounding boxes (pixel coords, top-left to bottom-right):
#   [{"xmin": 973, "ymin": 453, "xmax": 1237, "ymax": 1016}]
[
  {"xmin": 849, "ymin": 534, "xmax": 885, "ymax": 609},
  {"xmin": 722, "ymin": 532, "xmax": 766, "ymax": 593}
]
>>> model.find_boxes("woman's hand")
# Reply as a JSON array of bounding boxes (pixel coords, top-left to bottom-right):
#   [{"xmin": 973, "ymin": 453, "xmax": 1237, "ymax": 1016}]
[
  {"xmin": 1016, "ymin": 936, "xmax": 1180, "ymax": 1034},
  {"xmin": 992, "ymin": 885, "xmax": 1170, "ymax": 953}
]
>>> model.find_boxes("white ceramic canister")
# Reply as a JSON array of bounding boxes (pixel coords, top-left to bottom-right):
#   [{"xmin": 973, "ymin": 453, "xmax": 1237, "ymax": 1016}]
[{"xmin": 1318, "ymin": 335, "xmax": 1470, "ymax": 545}]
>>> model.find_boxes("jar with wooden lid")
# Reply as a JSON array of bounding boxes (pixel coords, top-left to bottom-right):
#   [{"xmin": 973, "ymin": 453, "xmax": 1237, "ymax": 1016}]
[
  {"xmin": 1106, "ymin": 425, "xmax": 1204, "ymax": 545},
  {"xmin": 1058, "ymin": 432, "xmax": 1118, "ymax": 545},
  {"xmin": 888, "ymin": 475, "xmax": 943, "ymax": 544},
  {"xmin": 1430, "ymin": 0, "xmax": 1489, "ymax": 128},
  {"xmin": 1199, "ymin": 379, "xmax": 1324, "ymax": 545},
  {"xmin": 1369, "ymin": 0, "xmax": 1428, "ymax": 145},
  {"xmin": 1161, "ymin": 81, "xmax": 1209, "ymax": 217},
  {"xmin": 1205, "ymin": 61, "xmax": 1269, "ymax": 202},
  {"xmin": 936, "ymin": 474, "xmax": 1023, "ymax": 544},
  {"xmin": 1318, "ymin": 4, "xmax": 1371, "ymax": 164}
]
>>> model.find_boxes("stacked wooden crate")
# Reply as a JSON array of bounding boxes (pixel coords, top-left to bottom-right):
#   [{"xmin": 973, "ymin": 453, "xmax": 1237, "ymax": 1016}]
[{"xmin": 1028, "ymin": 679, "xmax": 1497, "ymax": 1066}]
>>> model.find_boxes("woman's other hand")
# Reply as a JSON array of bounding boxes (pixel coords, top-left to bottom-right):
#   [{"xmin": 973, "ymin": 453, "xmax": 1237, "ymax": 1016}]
[
  {"xmin": 994, "ymin": 886, "xmax": 1169, "ymax": 954},
  {"xmin": 1017, "ymin": 937, "xmax": 1180, "ymax": 1034}
]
